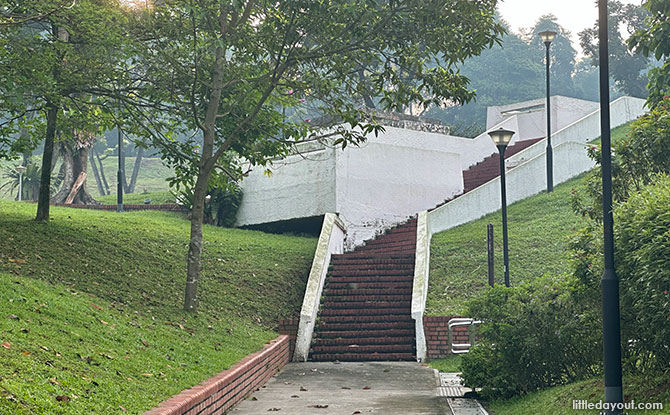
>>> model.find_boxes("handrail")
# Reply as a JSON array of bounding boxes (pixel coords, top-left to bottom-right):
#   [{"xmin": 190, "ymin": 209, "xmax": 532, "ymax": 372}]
[
  {"xmin": 411, "ymin": 210, "xmax": 431, "ymax": 362},
  {"xmin": 448, "ymin": 318, "xmax": 481, "ymax": 354},
  {"xmin": 293, "ymin": 213, "xmax": 345, "ymax": 361}
]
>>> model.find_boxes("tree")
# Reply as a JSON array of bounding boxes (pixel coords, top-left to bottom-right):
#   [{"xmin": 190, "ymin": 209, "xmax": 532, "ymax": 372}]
[
  {"xmin": 526, "ymin": 14, "xmax": 577, "ymax": 98},
  {"xmin": 580, "ymin": 0, "xmax": 650, "ymax": 98},
  {"xmin": 127, "ymin": 0, "xmax": 505, "ymax": 311},
  {"xmin": 0, "ymin": 0, "xmax": 128, "ymax": 220},
  {"xmin": 629, "ymin": 0, "xmax": 670, "ymax": 105}
]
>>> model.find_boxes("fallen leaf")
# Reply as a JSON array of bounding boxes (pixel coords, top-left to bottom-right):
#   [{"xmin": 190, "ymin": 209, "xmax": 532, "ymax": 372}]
[
  {"xmin": 362, "ymin": 386, "xmax": 371, "ymax": 390},
  {"xmin": 22, "ymin": 351, "xmax": 31, "ymax": 356},
  {"xmin": 140, "ymin": 339, "xmax": 149, "ymax": 347},
  {"xmin": 291, "ymin": 395, "xmax": 299, "ymax": 398},
  {"xmin": 8, "ymin": 314, "xmax": 19, "ymax": 320},
  {"xmin": 308, "ymin": 405, "xmax": 329, "ymax": 408},
  {"xmin": 268, "ymin": 408, "xmax": 281, "ymax": 411},
  {"xmin": 100, "ymin": 320, "xmax": 108, "ymax": 325},
  {"xmin": 15, "ymin": 259, "xmax": 26, "ymax": 264},
  {"xmin": 49, "ymin": 377, "xmax": 62, "ymax": 386},
  {"xmin": 119, "ymin": 406, "xmax": 127, "ymax": 412},
  {"xmin": 40, "ymin": 345, "xmax": 49, "ymax": 352},
  {"xmin": 341, "ymin": 387, "xmax": 351, "ymax": 390},
  {"xmin": 300, "ymin": 387, "xmax": 308, "ymax": 391},
  {"xmin": 1, "ymin": 342, "xmax": 10, "ymax": 349},
  {"xmin": 353, "ymin": 412, "xmax": 362, "ymax": 414},
  {"xmin": 20, "ymin": 328, "xmax": 29, "ymax": 333},
  {"xmin": 55, "ymin": 395, "xmax": 70, "ymax": 402},
  {"xmin": 250, "ymin": 397, "xmax": 257, "ymax": 401},
  {"xmin": 90, "ymin": 303, "xmax": 103, "ymax": 311},
  {"xmin": 142, "ymin": 373, "xmax": 153, "ymax": 377}
]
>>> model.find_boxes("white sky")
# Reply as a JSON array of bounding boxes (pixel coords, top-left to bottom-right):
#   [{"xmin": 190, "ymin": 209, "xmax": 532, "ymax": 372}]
[{"xmin": 497, "ymin": 0, "xmax": 644, "ymax": 55}]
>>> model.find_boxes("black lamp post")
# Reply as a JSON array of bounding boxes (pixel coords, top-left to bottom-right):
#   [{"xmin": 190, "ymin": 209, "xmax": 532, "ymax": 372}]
[
  {"xmin": 539, "ymin": 30, "xmax": 557, "ymax": 193},
  {"xmin": 117, "ymin": 124, "xmax": 124, "ymax": 212},
  {"xmin": 488, "ymin": 127, "xmax": 515, "ymax": 287},
  {"xmin": 598, "ymin": 1, "xmax": 623, "ymax": 412}
]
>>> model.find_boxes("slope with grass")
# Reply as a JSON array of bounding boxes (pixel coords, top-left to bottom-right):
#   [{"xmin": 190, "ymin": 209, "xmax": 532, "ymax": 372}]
[
  {"xmin": 486, "ymin": 376, "xmax": 670, "ymax": 415},
  {"xmin": 426, "ymin": 175, "xmax": 588, "ymax": 316},
  {"xmin": 0, "ymin": 201, "xmax": 317, "ymax": 414}
]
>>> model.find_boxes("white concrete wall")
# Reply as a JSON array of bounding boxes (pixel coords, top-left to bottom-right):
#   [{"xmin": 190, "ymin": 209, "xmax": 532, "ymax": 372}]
[
  {"xmin": 334, "ymin": 128, "xmax": 462, "ymax": 248},
  {"xmin": 236, "ymin": 144, "xmax": 337, "ymax": 226},
  {"xmin": 294, "ymin": 213, "xmax": 345, "ymax": 362},
  {"xmin": 487, "ymin": 96, "xmax": 600, "ymax": 135},
  {"xmin": 428, "ymin": 141, "xmax": 597, "ymax": 235},
  {"xmin": 506, "ymin": 96, "xmax": 646, "ymax": 167}
]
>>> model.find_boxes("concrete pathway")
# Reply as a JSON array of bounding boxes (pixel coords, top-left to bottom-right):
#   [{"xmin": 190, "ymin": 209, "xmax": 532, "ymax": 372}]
[{"xmin": 231, "ymin": 362, "xmax": 452, "ymax": 415}]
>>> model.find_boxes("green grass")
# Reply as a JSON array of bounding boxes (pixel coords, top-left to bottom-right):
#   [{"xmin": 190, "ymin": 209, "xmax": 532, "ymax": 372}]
[
  {"xmin": 0, "ymin": 201, "xmax": 317, "ymax": 414},
  {"xmin": 85, "ymin": 156, "xmax": 173, "ymax": 198},
  {"xmin": 426, "ymin": 175, "xmax": 588, "ymax": 316},
  {"xmin": 428, "ymin": 355, "xmax": 463, "ymax": 373},
  {"xmin": 95, "ymin": 190, "xmax": 175, "ymax": 205},
  {"xmin": 486, "ymin": 376, "xmax": 670, "ymax": 415},
  {"xmin": 589, "ymin": 121, "xmax": 632, "ymax": 145}
]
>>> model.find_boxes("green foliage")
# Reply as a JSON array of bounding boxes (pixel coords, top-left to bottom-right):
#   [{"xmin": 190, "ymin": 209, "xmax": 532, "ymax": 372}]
[
  {"xmin": 173, "ymin": 181, "xmax": 243, "ymax": 228},
  {"xmin": 580, "ymin": 0, "xmax": 651, "ymax": 99},
  {"xmin": 629, "ymin": 0, "xmax": 670, "ymax": 105},
  {"xmin": 0, "ymin": 0, "xmax": 129, "ymax": 159},
  {"xmin": 0, "ymin": 201, "xmax": 316, "ymax": 413},
  {"xmin": 0, "ymin": 158, "xmax": 43, "ymax": 201},
  {"xmin": 615, "ymin": 175, "xmax": 670, "ymax": 371},
  {"xmin": 460, "ymin": 274, "xmax": 601, "ymax": 399}
]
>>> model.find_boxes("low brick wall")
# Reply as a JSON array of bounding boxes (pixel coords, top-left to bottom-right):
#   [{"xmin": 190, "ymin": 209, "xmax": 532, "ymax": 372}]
[
  {"xmin": 53, "ymin": 203, "xmax": 187, "ymax": 212},
  {"xmin": 144, "ymin": 335, "xmax": 289, "ymax": 415},
  {"xmin": 278, "ymin": 318, "xmax": 298, "ymax": 359},
  {"xmin": 423, "ymin": 316, "xmax": 470, "ymax": 360}
]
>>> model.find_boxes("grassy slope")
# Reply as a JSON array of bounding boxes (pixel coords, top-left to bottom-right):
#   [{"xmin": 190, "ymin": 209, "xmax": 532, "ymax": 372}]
[
  {"xmin": 426, "ymin": 175, "xmax": 588, "ymax": 315},
  {"xmin": 0, "ymin": 202, "xmax": 316, "ymax": 414},
  {"xmin": 85, "ymin": 156, "xmax": 173, "ymax": 197},
  {"xmin": 487, "ymin": 377, "xmax": 670, "ymax": 415},
  {"xmin": 95, "ymin": 190, "xmax": 175, "ymax": 205}
]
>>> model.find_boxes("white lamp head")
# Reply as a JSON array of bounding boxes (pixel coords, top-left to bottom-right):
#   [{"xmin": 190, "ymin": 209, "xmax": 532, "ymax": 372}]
[
  {"xmin": 488, "ymin": 128, "xmax": 515, "ymax": 148},
  {"xmin": 539, "ymin": 30, "xmax": 557, "ymax": 44}
]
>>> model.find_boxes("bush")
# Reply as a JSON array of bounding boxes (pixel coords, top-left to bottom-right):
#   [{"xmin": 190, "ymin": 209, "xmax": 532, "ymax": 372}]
[
  {"xmin": 615, "ymin": 174, "xmax": 670, "ymax": 371},
  {"xmin": 460, "ymin": 274, "xmax": 601, "ymax": 399}
]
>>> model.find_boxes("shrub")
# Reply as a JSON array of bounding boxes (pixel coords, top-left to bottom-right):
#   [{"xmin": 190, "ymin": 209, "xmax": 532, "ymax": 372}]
[
  {"xmin": 615, "ymin": 174, "xmax": 670, "ymax": 371},
  {"xmin": 460, "ymin": 274, "xmax": 601, "ymax": 399}
]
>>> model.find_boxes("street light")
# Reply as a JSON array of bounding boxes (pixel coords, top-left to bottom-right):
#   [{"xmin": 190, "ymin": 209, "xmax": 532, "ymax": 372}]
[
  {"xmin": 597, "ymin": 1, "xmax": 623, "ymax": 412},
  {"xmin": 539, "ymin": 30, "xmax": 557, "ymax": 193},
  {"xmin": 16, "ymin": 165, "xmax": 26, "ymax": 202},
  {"xmin": 488, "ymin": 127, "xmax": 515, "ymax": 287}
]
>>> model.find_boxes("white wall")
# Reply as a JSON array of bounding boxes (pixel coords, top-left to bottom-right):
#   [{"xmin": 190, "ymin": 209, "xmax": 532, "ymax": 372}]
[
  {"xmin": 428, "ymin": 141, "xmax": 597, "ymax": 235},
  {"xmin": 236, "ymin": 144, "xmax": 337, "ymax": 226},
  {"xmin": 506, "ymin": 96, "xmax": 646, "ymax": 167},
  {"xmin": 335, "ymin": 127, "xmax": 462, "ymax": 248}
]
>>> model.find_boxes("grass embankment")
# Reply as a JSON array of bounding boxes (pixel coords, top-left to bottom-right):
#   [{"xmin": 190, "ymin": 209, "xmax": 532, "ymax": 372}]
[
  {"xmin": 95, "ymin": 190, "xmax": 175, "ymax": 205},
  {"xmin": 0, "ymin": 201, "xmax": 317, "ymax": 414},
  {"xmin": 426, "ymin": 175, "xmax": 588, "ymax": 316},
  {"xmin": 85, "ymin": 156, "xmax": 173, "ymax": 197},
  {"xmin": 487, "ymin": 377, "xmax": 670, "ymax": 415}
]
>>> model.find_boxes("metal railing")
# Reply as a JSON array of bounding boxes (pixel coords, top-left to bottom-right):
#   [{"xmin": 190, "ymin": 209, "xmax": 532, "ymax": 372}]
[{"xmin": 448, "ymin": 318, "xmax": 481, "ymax": 354}]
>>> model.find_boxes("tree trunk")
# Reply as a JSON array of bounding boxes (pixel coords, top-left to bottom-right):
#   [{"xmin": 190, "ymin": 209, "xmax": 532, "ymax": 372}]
[
  {"xmin": 89, "ymin": 150, "xmax": 106, "ymax": 196},
  {"xmin": 36, "ymin": 102, "xmax": 58, "ymax": 222},
  {"xmin": 95, "ymin": 149, "xmax": 111, "ymax": 195},
  {"xmin": 127, "ymin": 146, "xmax": 144, "ymax": 194},
  {"xmin": 184, "ymin": 166, "xmax": 211, "ymax": 312},
  {"xmin": 51, "ymin": 139, "xmax": 97, "ymax": 205}
]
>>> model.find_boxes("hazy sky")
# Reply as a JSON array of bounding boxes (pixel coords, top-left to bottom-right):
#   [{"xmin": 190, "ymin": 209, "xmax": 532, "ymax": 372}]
[{"xmin": 497, "ymin": 0, "xmax": 643, "ymax": 54}]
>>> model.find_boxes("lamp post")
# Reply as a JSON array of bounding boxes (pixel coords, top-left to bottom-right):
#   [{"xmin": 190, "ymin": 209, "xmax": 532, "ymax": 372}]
[
  {"xmin": 16, "ymin": 165, "xmax": 26, "ymax": 202},
  {"xmin": 488, "ymin": 127, "xmax": 515, "ymax": 287},
  {"xmin": 539, "ymin": 30, "xmax": 557, "ymax": 193},
  {"xmin": 597, "ymin": 1, "xmax": 623, "ymax": 412},
  {"xmin": 117, "ymin": 124, "xmax": 124, "ymax": 213}
]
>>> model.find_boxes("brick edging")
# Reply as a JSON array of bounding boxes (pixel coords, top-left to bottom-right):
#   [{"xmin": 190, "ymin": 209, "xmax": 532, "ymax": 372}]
[
  {"xmin": 144, "ymin": 335, "xmax": 290, "ymax": 415},
  {"xmin": 52, "ymin": 203, "xmax": 188, "ymax": 212}
]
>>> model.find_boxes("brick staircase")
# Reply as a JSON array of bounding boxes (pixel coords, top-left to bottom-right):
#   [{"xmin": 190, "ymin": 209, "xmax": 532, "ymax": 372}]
[
  {"xmin": 309, "ymin": 218, "xmax": 418, "ymax": 361},
  {"xmin": 462, "ymin": 137, "xmax": 543, "ymax": 193}
]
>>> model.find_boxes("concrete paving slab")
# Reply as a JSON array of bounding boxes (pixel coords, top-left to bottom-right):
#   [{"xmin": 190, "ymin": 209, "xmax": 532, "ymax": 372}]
[{"xmin": 231, "ymin": 362, "xmax": 452, "ymax": 415}]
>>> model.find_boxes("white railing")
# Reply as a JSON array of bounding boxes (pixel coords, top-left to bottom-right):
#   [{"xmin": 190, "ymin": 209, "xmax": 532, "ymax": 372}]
[
  {"xmin": 411, "ymin": 210, "xmax": 431, "ymax": 362},
  {"xmin": 293, "ymin": 213, "xmax": 345, "ymax": 362}
]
